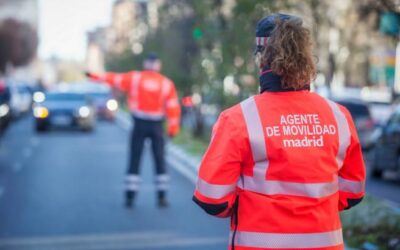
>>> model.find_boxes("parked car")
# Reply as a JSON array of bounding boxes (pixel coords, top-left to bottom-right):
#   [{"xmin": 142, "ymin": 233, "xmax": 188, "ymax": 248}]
[
  {"xmin": 9, "ymin": 83, "xmax": 33, "ymax": 117},
  {"xmin": 370, "ymin": 105, "xmax": 400, "ymax": 178},
  {"xmin": 335, "ymin": 99, "xmax": 375, "ymax": 150},
  {"xmin": 0, "ymin": 80, "xmax": 11, "ymax": 135},
  {"xmin": 33, "ymin": 91, "xmax": 96, "ymax": 132}
]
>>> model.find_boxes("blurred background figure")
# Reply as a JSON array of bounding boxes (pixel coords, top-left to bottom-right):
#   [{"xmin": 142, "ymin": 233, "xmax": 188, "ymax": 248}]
[{"xmin": 86, "ymin": 53, "xmax": 181, "ymax": 208}]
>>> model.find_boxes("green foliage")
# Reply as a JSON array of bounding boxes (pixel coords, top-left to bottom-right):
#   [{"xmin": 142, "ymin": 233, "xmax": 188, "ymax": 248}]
[
  {"xmin": 104, "ymin": 0, "xmax": 285, "ymax": 109},
  {"xmin": 173, "ymin": 127, "xmax": 208, "ymax": 156},
  {"xmin": 341, "ymin": 196, "xmax": 400, "ymax": 249}
]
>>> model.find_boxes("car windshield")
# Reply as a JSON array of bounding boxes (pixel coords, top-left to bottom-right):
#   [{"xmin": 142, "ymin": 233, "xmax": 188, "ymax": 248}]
[
  {"xmin": 88, "ymin": 92, "xmax": 110, "ymax": 98},
  {"xmin": 45, "ymin": 93, "xmax": 86, "ymax": 101}
]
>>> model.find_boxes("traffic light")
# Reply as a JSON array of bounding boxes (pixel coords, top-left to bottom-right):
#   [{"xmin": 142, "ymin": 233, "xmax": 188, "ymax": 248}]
[{"xmin": 192, "ymin": 27, "xmax": 203, "ymax": 40}]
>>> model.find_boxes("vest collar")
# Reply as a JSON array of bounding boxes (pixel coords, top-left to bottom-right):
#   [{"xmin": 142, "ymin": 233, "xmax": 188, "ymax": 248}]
[{"xmin": 259, "ymin": 67, "xmax": 310, "ymax": 93}]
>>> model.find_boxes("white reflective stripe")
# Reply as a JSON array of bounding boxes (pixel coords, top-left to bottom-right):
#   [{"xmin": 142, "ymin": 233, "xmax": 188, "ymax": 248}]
[
  {"xmin": 132, "ymin": 111, "xmax": 164, "ymax": 121},
  {"xmin": 166, "ymin": 99, "xmax": 179, "ymax": 108},
  {"xmin": 156, "ymin": 183, "xmax": 169, "ymax": 191},
  {"xmin": 238, "ymin": 176, "xmax": 338, "ymax": 198},
  {"xmin": 156, "ymin": 174, "xmax": 170, "ymax": 183},
  {"xmin": 256, "ymin": 37, "xmax": 269, "ymax": 46},
  {"xmin": 338, "ymin": 176, "xmax": 365, "ymax": 193},
  {"xmin": 239, "ymin": 96, "xmax": 342, "ymax": 198},
  {"xmin": 114, "ymin": 74, "xmax": 123, "ymax": 88},
  {"xmin": 126, "ymin": 184, "xmax": 140, "ymax": 191},
  {"xmin": 130, "ymin": 73, "xmax": 141, "ymax": 110},
  {"xmin": 240, "ymin": 97, "xmax": 269, "ymax": 181},
  {"xmin": 230, "ymin": 229, "xmax": 343, "ymax": 249},
  {"xmin": 196, "ymin": 178, "xmax": 236, "ymax": 199},
  {"xmin": 162, "ymin": 79, "xmax": 172, "ymax": 97},
  {"xmin": 325, "ymin": 99, "xmax": 351, "ymax": 169},
  {"xmin": 126, "ymin": 175, "xmax": 141, "ymax": 183}
]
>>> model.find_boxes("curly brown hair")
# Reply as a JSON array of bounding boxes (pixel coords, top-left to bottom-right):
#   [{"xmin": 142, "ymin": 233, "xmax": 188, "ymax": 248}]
[{"xmin": 259, "ymin": 18, "xmax": 316, "ymax": 89}]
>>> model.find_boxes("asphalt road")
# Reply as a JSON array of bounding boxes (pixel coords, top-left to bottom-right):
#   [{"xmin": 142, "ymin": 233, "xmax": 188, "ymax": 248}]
[
  {"xmin": 0, "ymin": 117, "xmax": 228, "ymax": 250},
  {"xmin": 0, "ymin": 115, "xmax": 399, "ymax": 250}
]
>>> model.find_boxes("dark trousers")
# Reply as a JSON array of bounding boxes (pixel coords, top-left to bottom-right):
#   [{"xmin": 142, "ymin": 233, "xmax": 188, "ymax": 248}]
[{"xmin": 126, "ymin": 117, "xmax": 167, "ymax": 198}]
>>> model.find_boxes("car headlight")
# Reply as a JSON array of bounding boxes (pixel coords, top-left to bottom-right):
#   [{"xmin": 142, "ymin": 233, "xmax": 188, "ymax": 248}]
[
  {"xmin": 106, "ymin": 99, "xmax": 118, "ymax": 111},
  {"xmin": 33, "ymin": 91, "xmax": 45, "ymax": 103},
  {"xmin": 33, "ymin": 107, "xmax": 49, "ymax": 118},
  {"xmin": 0, "ymin": 104, "xmax": 9, "ymax": 117},
  {"xmin": 79, "ymin": 106, "xmax": 91, "ymax": 118}
]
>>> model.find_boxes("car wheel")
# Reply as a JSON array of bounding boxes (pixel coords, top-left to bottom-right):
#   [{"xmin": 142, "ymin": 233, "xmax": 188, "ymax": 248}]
[
  {"xmin": 35, "ymin": 123, "xmax": 48, "ymax": 132},
  {"xmin": 81, "ymin": 125, "xmax": 93, "ymax": 132}
]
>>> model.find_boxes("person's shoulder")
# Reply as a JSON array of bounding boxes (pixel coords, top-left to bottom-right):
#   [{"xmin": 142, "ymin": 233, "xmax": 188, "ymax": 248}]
[{"xmin": 218, "ymin": 97, "xmax": 254, "ymax": 125}]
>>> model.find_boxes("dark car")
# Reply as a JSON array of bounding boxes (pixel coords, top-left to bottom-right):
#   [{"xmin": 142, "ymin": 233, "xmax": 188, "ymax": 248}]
[
  {"xmin": 63, "ymin": 83, "xmax": 118, "ymax": 120},
  {"xmin": 33, "ymin": 91, "xmax": 96, "ymax": 132},
  {"xmin": 0, "ymin": 80, "xmax": 11, "ymax": 135},
  {"xmin": 335, "ymin": 99, "xmax": 375, "ymax": 150},
  {"xmin": 370, "ymin": 106, "xmax": 400, "ymax": 179},
  {"xmin": 87, "ymin": 89, "xmax": 118, "ymax": 121}
]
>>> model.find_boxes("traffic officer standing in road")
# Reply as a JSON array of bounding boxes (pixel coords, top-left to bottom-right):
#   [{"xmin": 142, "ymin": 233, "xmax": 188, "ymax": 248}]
[
  {"xmin": 193, "ymin": 14, "xmax": 366, "ymax": 250},
  {"xmin": 87, "ymin": 53, "xmax": 181, "ymax": 208}
]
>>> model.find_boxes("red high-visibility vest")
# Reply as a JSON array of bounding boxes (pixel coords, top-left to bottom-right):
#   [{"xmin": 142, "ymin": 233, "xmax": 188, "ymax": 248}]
[
  {"xmin": 89, "ymin": 71, "xmax": 181, "ymax": 136},
  {"xmin": 193, "ymin": 91, "xmax": 365, "ymax": 250}
]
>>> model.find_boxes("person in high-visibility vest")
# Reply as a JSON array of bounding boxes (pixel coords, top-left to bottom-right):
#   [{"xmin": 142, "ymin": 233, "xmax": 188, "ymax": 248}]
[
  {"xmin": 87, "ymin": 53, "xmax": 181, "ymax": 208},
  {"xmin": 193, "ymin": 14, "xmax": 365, "ymax": 250}
]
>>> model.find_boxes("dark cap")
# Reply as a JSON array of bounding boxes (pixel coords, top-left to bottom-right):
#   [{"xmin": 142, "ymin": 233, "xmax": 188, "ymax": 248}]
[
  {"xmin": 255, "ymin": 13, "xmax": 303, "ymax": 53},
  {"xmin": 145, "ymin": 52, "xmax": 160, "ymax": 61}
]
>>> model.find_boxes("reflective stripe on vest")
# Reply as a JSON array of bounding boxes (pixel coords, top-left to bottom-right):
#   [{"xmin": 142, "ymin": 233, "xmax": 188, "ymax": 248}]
[
  {"xmin": 338, "ymin": 176, "xmax": 365, "ymax": 193},
  {"xmin": 324, "ymin": 99, "xmax": 351, "ymax": 169},
  {"xmin": 130, "ymin": 72, "xmax": 141, "ymax": 110},
  {"xmin": 230, "ymin": 229, "xmax": 343, "ymax": 249},
  {"xmin": 237, "ymin": 176, "xmax": 338, "ymax": 198},
  {"xmin": 196, "ymin": 178, "xmax": 236, "ymax": 199},
  {"xmin": 240, "ymin": 96, "xmax": 269, "ymax": 182},
  {"xmin": 239, "ymin": 96, "xmax": 352, "ymax": 198},
  {"xmin": 132, "ymin": 110, "xmax": 164, "ymax": 121}
]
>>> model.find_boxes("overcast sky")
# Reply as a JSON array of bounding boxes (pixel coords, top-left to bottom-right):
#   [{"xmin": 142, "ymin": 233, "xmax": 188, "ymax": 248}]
[{"xmin": 38, "ymin": 0, "xmax": 115, "ymax": 62}]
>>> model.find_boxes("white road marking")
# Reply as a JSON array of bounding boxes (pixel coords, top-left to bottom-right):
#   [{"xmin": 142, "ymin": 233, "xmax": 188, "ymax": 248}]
[
  {"xmin": 0, "ymin": 232, "xmax": 226, "ymax": 249},
  {"xmin": 12, "ymin": 162, "xmax": 22, "ymax": 172},
  {"xmin": 166, "ymin": 155, "xmax": 197, "ymax": 184},
  {"xmin": 115, "ymin": 112, "xmax": 132, "ymax": 131}
]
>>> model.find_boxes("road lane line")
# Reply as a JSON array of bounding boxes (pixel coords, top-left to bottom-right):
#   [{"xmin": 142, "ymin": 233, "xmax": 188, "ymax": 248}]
[{"xmin": 166, "ymin": 155, "xmax": 197, "ymax": 184}]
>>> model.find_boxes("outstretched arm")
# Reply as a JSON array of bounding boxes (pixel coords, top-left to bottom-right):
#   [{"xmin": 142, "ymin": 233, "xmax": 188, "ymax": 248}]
[{"xmin": 86, "ymin": 71, "xmax": 132, "ymax": 92}]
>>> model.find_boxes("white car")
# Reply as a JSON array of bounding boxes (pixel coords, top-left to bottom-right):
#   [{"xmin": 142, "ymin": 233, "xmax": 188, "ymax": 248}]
[{"xmin": 9, "ymin": 84, "xmax": 32, "ymax": 117}]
